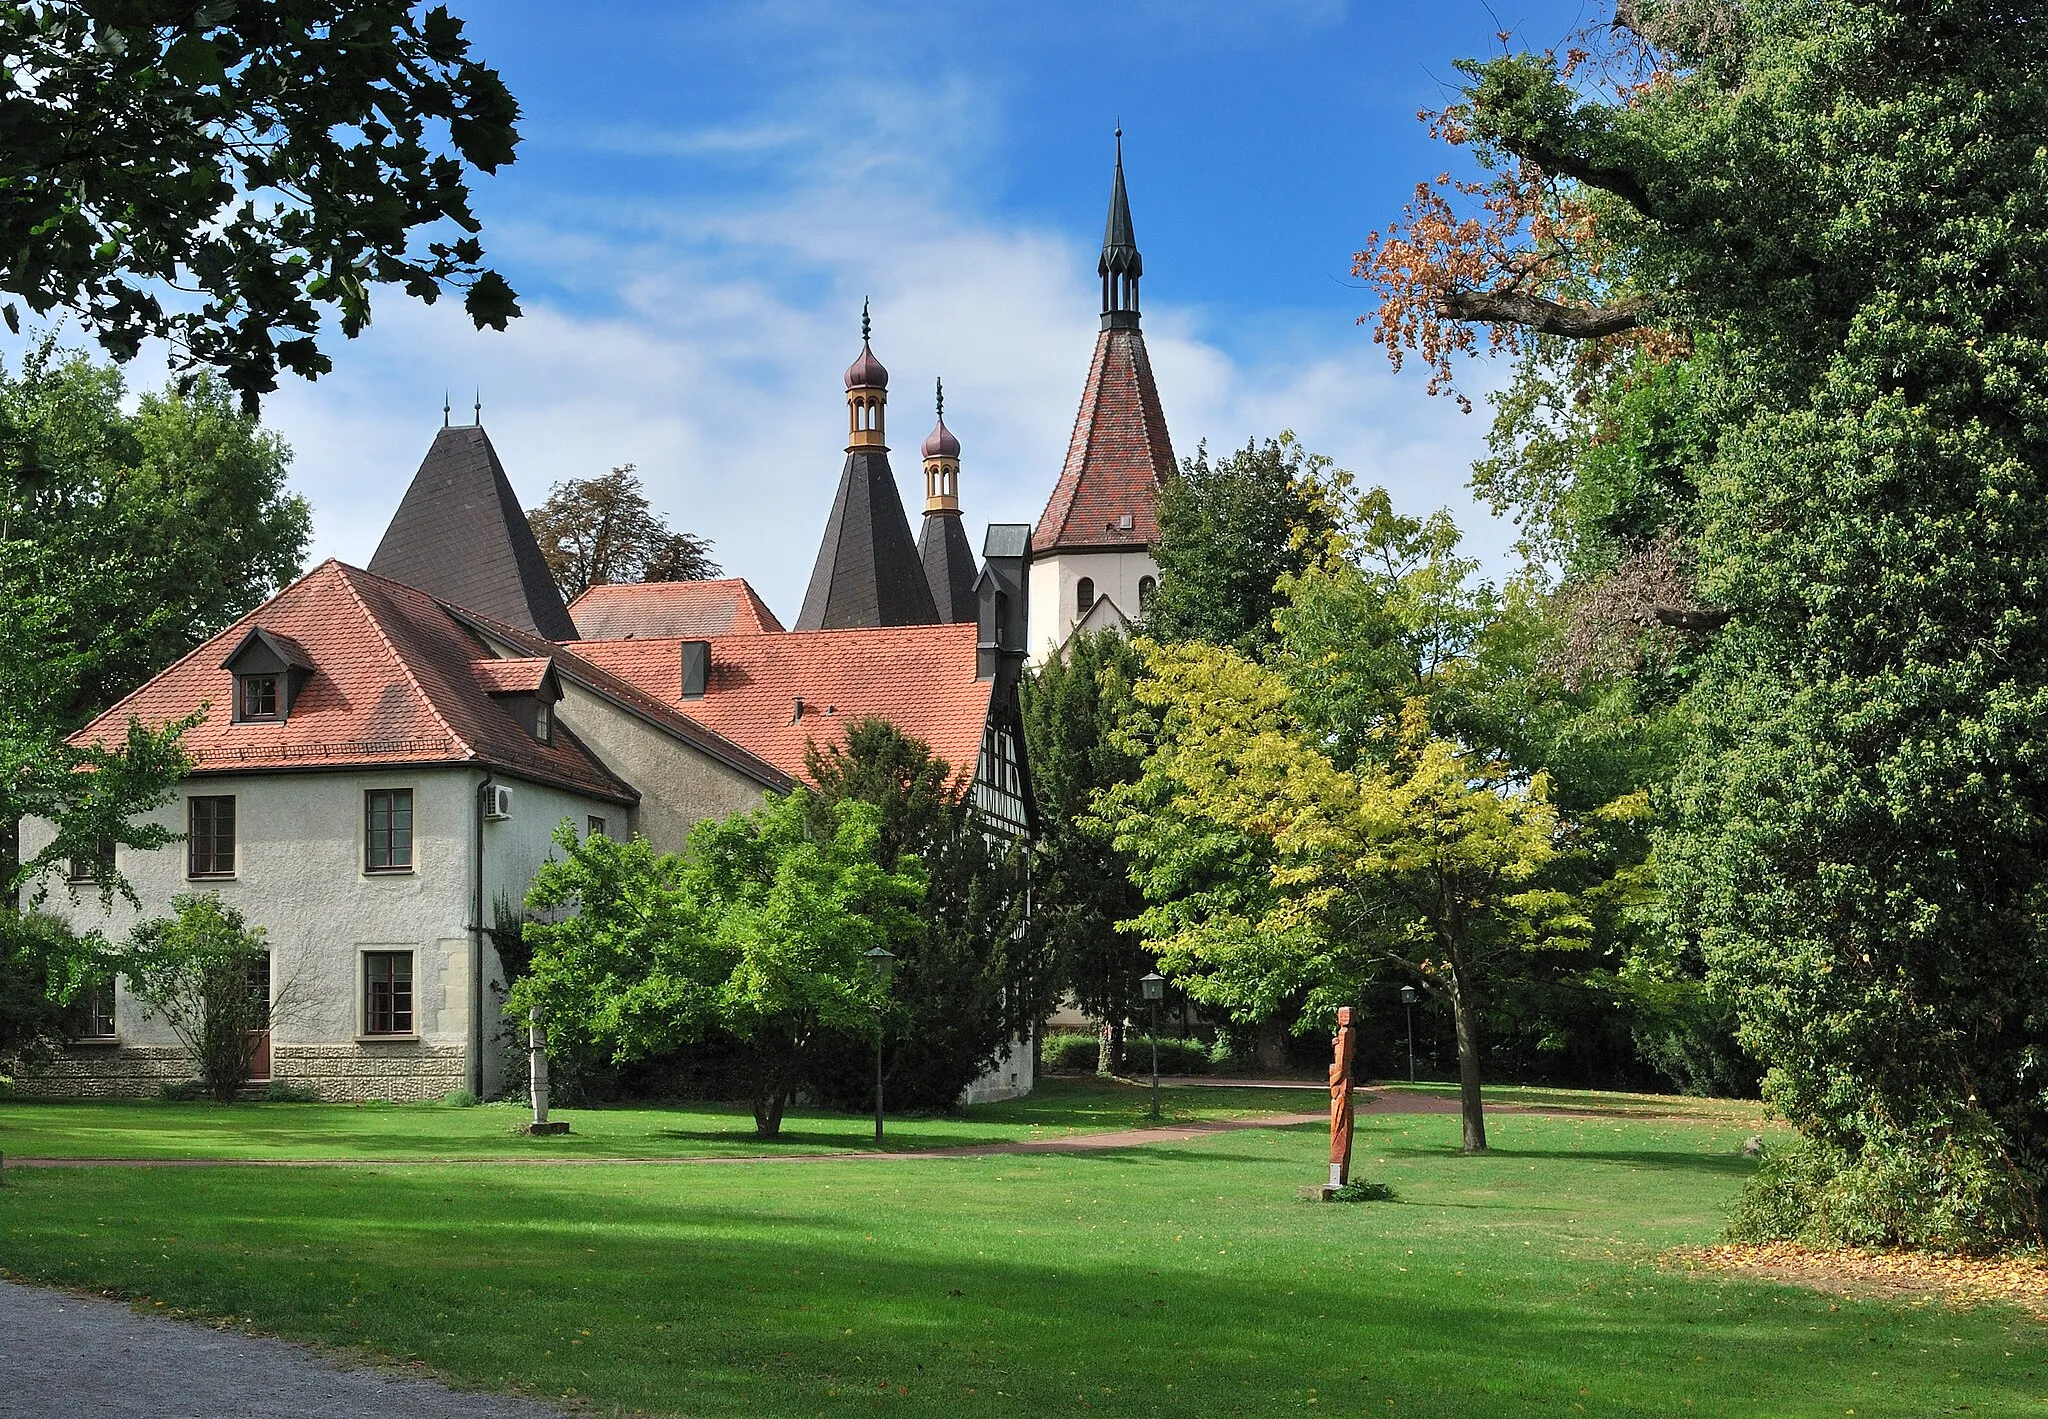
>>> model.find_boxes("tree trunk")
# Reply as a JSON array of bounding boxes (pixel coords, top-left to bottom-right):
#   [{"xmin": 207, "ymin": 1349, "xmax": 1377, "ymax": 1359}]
[
  {"xmin": 1446, "ymin": 941, "xmax": 1487, "ymax": 1154},
  {"xmin": 1255, "ymin": 1014, "xmax": 1289, "ymax": 1073},
  {"xmin": 1097, "ymin": 1015, "xmax": 1119, "ymax": 1076},
  {"xmin": 752, "ymin": 1046, "xmax": 798, "ymax": 1137}
]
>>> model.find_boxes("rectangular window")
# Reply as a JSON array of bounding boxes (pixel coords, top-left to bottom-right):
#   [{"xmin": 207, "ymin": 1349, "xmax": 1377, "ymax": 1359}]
[
  {"xmin": 240, "ymin": 674, "xmax": 280, "ymax": 720},
  {"xmin": 586, "ymin": 815, "xmax": 606, "ymax": 839},
  {"xmin": 66, "ymin": 839, "xmax": 115, "ymax": 884},
  {"xmin": 534, "ymin": 700, "xmax": 552, "ymax": 743},
  {"xmin": 187, "ymin": 796, "xmax": 236, "ymax": 878},
  {"xmin": 363, "ymin": 951, "xmax": 414, "ymax": 1036},
  {"xmin": 70, "ymin": 982, "xmax": 117, "ymax": 1039},
  {"xmin": 365, "ymin": 789, "xmax": 414, "ymax": 872}
]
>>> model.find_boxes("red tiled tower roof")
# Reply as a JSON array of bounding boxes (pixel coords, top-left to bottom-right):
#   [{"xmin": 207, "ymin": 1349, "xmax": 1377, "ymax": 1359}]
[
  {"xmin": 567, "ymin": 578, "xmax": 785, "ymax": 639},
  {"xmin": 576, "ymin": 623, "xmax": 990, "ymax": 787},
  {"xmin": 1034, "ymin": 135, "xmax": 1175, "ymax": 554},
  {"xmin": 1032, "ymin": 325, "xmax": 1175, "ymax": 553}
]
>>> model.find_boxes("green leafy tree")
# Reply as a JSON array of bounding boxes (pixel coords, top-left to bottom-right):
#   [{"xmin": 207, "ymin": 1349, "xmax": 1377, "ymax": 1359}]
[
  {"xmin": 125, "ymin": 893, "xmax": 287, "ymax": 1102},
  {"xmin": 2, "ymin": 343, "xmax": 312, "ymax": 724},
  {"xmin": 526, "ymin": 465, "xmax": 720, "ymax": 603},
  {"xmin": 801, "ymin": 720, "xmax": 1039, "ymax": 1111},
  {"xmin": 0, "ymin": 1, "xmax": 521, "ymax": 403},
  {"xmin": 1146, "ymin": 432, "xmax": 1338, "ymax": 654},
  {"xmin": 1362, "ymin": 0, "xmax": 2048, "ymax": 1245},
  {"xmin": 512, "ymin": 795, "xmax": 925, "ymax": 1137},
  {"xmin": 1022, "ymin": 630, "xmax": 1152, "ymax": 1074}
]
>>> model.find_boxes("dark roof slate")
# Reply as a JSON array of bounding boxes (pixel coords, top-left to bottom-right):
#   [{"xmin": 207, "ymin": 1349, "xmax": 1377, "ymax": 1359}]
[
  {"xmin": 918, "ymin": 512, "xmax": 979, "ymax": 624},
  {"xmin": 795, "ymin": 448, "xmax": 940, "ymax": 630},
  {"xmin": 369, "ymin": 425, "xmax": 579, "ymax": 642}
]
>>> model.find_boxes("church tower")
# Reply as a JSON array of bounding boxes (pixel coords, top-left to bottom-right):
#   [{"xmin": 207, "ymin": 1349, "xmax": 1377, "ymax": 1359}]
[
  {"xmin": 917, "ymin": 379, "xmax": 979, "ymax": 623},
  {"xmin": 795, "ymin": 304, "xmax": 940, "ymax": 630},
  {"xmin": 1028, "ymin": 131, "xmax": 1176, "ymax": 662}
]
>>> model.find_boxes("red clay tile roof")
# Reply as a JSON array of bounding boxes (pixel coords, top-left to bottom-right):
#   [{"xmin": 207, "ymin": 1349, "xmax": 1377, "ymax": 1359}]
[
  {"xmin": 566, "ymin": 579, "xmax": 785, "ymax": 640},
  {"xmin": 1033, "ymin": 325, "xmax": 1176, "ymax": 554},
  {"xmin": 471, "ymin": 657, "xmax": 555, "ymax": 695},
  {"xmin": 574, "ymin": 623, "xmax": 990, "ymax": 786},
  {"xmin": 439, "ymin": 604, "xmax": 791, "ymax": 791},
  {"xmin": 71, "ymin": 561, "xmax": 637, "ymax": 803}
]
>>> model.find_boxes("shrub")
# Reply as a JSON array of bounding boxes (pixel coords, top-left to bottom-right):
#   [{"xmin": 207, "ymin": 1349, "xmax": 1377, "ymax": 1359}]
[
  {"xmin": 260, "ymin": 1081, "xmax": 319, "ymax": 1104},
  {"xmin": 126, "ymin": 894, "xmax": 302, "ymax": 1103},
  {"xmin": 1041, "ymin": 1032, "xmax": 1102, "ymax": 1072},
  {"xmin": 441, "ymin": 1088, "xmax": 481, "ymax": 1108},
  {"xmin": 158, "ymin": 1079, "xmax": 207, "ymax": 1102},
  {"xmin": 1730, "ymin": 1120, "xmax": 2039, "ymax": 1255},
  {"xmin": 1120, "ymin": 1034, "xmax": 1208, "ymax": 1076}
]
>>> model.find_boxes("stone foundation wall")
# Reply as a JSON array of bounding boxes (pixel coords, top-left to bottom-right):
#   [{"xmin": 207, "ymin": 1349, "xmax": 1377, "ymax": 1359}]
[
  {"xmin": 9, "ymin": 1042, "xmax": 467, "ymax": 1103},
  {"xmin": 272, "ymin": 1044, "xmax": 467, "ymax": 1102},
  {"xmin": 10, "ymin": 1045, "xmax": 188, "ymax": 1099}
]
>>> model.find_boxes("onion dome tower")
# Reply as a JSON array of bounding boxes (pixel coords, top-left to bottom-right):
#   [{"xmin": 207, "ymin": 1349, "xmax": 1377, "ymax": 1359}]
[
  {"xmin": 917, "ymin": 379, "xmax": 978, "ymax": 623},
  {"xmin": 796, "ymin": 302, "xmax": 940, "ymax": 630},
  {"xmin": 1027, "ymin": 130, "xmax": 1177, "ymax": 661}
]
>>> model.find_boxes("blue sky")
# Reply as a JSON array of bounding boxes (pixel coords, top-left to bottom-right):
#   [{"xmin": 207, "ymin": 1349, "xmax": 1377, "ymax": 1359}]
[{"xmin": 249, "ymin": 1, "xmax": 1585, "ymax": 620}]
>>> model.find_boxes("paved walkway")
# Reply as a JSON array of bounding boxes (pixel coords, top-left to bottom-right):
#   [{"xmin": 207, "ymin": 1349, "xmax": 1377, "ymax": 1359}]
[{"xmin": 0, "ymin": 1279, "xmax": 564, "ymax": 1418}]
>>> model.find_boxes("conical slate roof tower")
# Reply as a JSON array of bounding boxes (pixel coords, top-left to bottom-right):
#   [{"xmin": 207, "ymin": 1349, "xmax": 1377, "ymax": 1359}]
[
  {"xmin": 917, "ymin": 379, "xmax": 979, "ymax": 623},
  {"xmin": 369, "ymin": 417, "xmax": 578, "ymax": 641},
  {"xmin": 796, "ymin": 305, "xmax": 940, "ymax": 630}
]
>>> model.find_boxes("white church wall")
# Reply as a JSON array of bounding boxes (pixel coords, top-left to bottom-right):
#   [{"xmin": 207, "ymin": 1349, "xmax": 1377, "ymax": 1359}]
[{"xmin": 1027, "ymin": 547, "xmax": 1159, "ymax": 664}]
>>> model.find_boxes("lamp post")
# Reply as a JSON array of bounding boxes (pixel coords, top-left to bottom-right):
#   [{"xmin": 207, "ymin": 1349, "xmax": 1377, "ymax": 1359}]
[
  {"xmin": 1140, "ymin": 971, "xmax": 1165, "ymax": 1119},
  {"xmin": 1399, "ymin": 984, "xmax": 1419, "ymax": 1083},
  {"xmin": 865, "ymin": 947, "xmax": 896, "ymax": 1143}
]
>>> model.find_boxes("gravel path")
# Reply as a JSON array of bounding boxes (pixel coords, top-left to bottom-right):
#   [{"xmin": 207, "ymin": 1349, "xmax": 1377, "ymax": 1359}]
[{"xmin": 0, "ymin": 1279, "xmax": 566, "ymax": 1419}]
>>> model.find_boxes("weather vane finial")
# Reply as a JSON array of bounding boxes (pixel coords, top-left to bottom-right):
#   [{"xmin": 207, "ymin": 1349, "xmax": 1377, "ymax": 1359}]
[
  {"xmin": 473, "ymin": 389, "xmax": 482, "ymax": 426},
  {"xmin": 861, "ymin": 296, "xmax": 871, "ymax": 344},
  {"xmin": 442, "ymin": 390, "xmax": 450, "ymax": 428},
  {"xmin": 1115, "ymin": 118, "xmax": 1123, "ymax": 161},
  {"xmin": 935, "ymin": 376, "xmax": 944, "ymax": 422}
]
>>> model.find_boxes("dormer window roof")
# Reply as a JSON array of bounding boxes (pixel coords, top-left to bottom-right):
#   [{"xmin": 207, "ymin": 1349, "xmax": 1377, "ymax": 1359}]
[
  {"xmin": 220, "ymin": 626, "xmax": 315, "ymax": 724},
  {"xmin": 473, "ymin": 657, "xmax": 563, "ymax": 744}
]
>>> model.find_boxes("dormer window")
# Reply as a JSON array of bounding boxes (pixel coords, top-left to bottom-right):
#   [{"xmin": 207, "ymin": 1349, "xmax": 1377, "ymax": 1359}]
[
  {"xmin": 240, "ymin": 674, "xmax": 280, "ymax": 720},
  {"xmin": 220, "ymin": 626, "xmax": 314, "ymax": 724},
  {"xmin": 473, "ymin": 656, "xmax": 563, "ymax": 745}
]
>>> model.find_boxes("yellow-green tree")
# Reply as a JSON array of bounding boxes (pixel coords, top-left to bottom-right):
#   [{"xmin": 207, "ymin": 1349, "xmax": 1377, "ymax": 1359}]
[{"xmin": 1102, "ymin": 638, "xmax": 1589, "ymax": 1152}]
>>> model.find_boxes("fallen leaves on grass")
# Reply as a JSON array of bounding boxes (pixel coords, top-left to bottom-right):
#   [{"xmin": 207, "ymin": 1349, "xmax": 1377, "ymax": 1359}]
[{"xmin": 1670, "ymin": 1243, "xmax": 2048, "ymax": 1317}]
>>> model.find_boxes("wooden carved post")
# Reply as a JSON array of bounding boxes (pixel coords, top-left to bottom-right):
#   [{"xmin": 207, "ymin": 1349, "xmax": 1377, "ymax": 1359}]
[{"xmin": 1328, "ymin": 1005, "xmax": 1356, "ymax": 1189}]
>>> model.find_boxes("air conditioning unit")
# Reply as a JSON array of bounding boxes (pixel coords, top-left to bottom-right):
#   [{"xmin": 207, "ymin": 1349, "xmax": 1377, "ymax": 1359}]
[{"xmin": 484, "ymin": 784, "xmax": 514, "ymax": 821}]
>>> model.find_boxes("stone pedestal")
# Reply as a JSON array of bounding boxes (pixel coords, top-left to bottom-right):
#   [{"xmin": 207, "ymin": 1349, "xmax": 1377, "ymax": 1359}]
[
  {"xmin": 522, "ymin": 1121, "xmax": 570, "ymax": 1137},
  {"xmin": 1298, "ymin": 1183, "xmax": 1341, "ymax": 1202}
]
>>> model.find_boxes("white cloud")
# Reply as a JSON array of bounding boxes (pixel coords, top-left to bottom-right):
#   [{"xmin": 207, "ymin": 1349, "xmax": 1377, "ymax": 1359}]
[{"xmin": 31, "ymin": 29, "xmax": 1520, "ymax": 625}]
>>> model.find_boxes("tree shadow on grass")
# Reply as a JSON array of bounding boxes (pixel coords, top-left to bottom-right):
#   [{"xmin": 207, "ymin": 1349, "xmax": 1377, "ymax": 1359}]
[{"xmin": 6, "ymin": 1163, "xmax": 2037, "ymax": 1419}]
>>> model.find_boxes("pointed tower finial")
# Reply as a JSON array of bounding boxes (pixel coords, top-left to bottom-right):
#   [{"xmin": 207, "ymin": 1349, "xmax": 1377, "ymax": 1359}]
[
  {"xmin": 936, "ymin": 376, "xmax": 945, "ymax": 422},
  {"xmin": 843, "ymin": 301, "xmax": 889, "ymax": 448},
  {"xmin": 473, "ymin": 389, "xmax": 482, "ymax": 426},
  {"xmin": 1099, "ymin": 128, "xmax": 1141, "ymax": 329},
  {"xmin": 443, "ymin": 390, "xmax": 451, "ymax": 428}
]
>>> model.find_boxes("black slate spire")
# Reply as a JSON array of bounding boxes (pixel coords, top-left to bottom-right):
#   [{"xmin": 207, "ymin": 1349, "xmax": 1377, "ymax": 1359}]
[
  {"xmin": 795, "ymin": 312, "xmax": 940, "ymax": 630},
  {"xmin": 368, "ymin": 423, "xmax": 578, "ymax": 641},
  {"xmin": 1099, "ymin": 127, "xmax": 1142, "ymax": 330},
  {"xmin": 918, "ymin": 378, "xmax": 977, "ymax": 622}
]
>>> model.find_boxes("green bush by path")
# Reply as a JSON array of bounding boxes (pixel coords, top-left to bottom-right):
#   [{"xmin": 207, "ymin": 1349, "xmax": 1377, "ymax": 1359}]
[
  {"xmin": 0, "ymin": 1110, "xmax": 2035, "ymax": 1418},
  {"xmin": 1117, "ymin": 1033, "xmax": 1209, "ymax": 1076}
]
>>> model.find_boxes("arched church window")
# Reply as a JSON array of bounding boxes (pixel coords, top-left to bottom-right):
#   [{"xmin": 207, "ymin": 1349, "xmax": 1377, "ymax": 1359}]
[
  {"xmin": 1076, "ymin": 577, "xmax": 1095, "ymax": 619},
  {"xmin": 1139, "ymin": 575, "xmax": 1156, "ymax": 611}
]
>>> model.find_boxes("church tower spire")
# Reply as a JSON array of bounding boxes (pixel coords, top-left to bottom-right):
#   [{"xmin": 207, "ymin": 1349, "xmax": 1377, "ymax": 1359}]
[
  {"xmin": 1099, "ymin": 126, "xmax": 1142, "ymax": 330},
  {"xmin": 796, "ymin": 304, "xmax": 940, "ymax": 630},
  {"xmin": 1027, "ymin": 130, "xmax": 1177, "ymax": 660},
  {"xmin": 918, "ymin": 378, "xmax": 977, "ymax": 623}
]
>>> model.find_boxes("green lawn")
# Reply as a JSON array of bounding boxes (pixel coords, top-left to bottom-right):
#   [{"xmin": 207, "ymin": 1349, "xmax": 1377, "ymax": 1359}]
[
  {"xmin": 0, "ymin": 1078, "xmax": 1312, "ymax": 1161},
  {"xmin": 1, "ymin": 1095, "xmax": 2038, "ymax": 1417}
]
